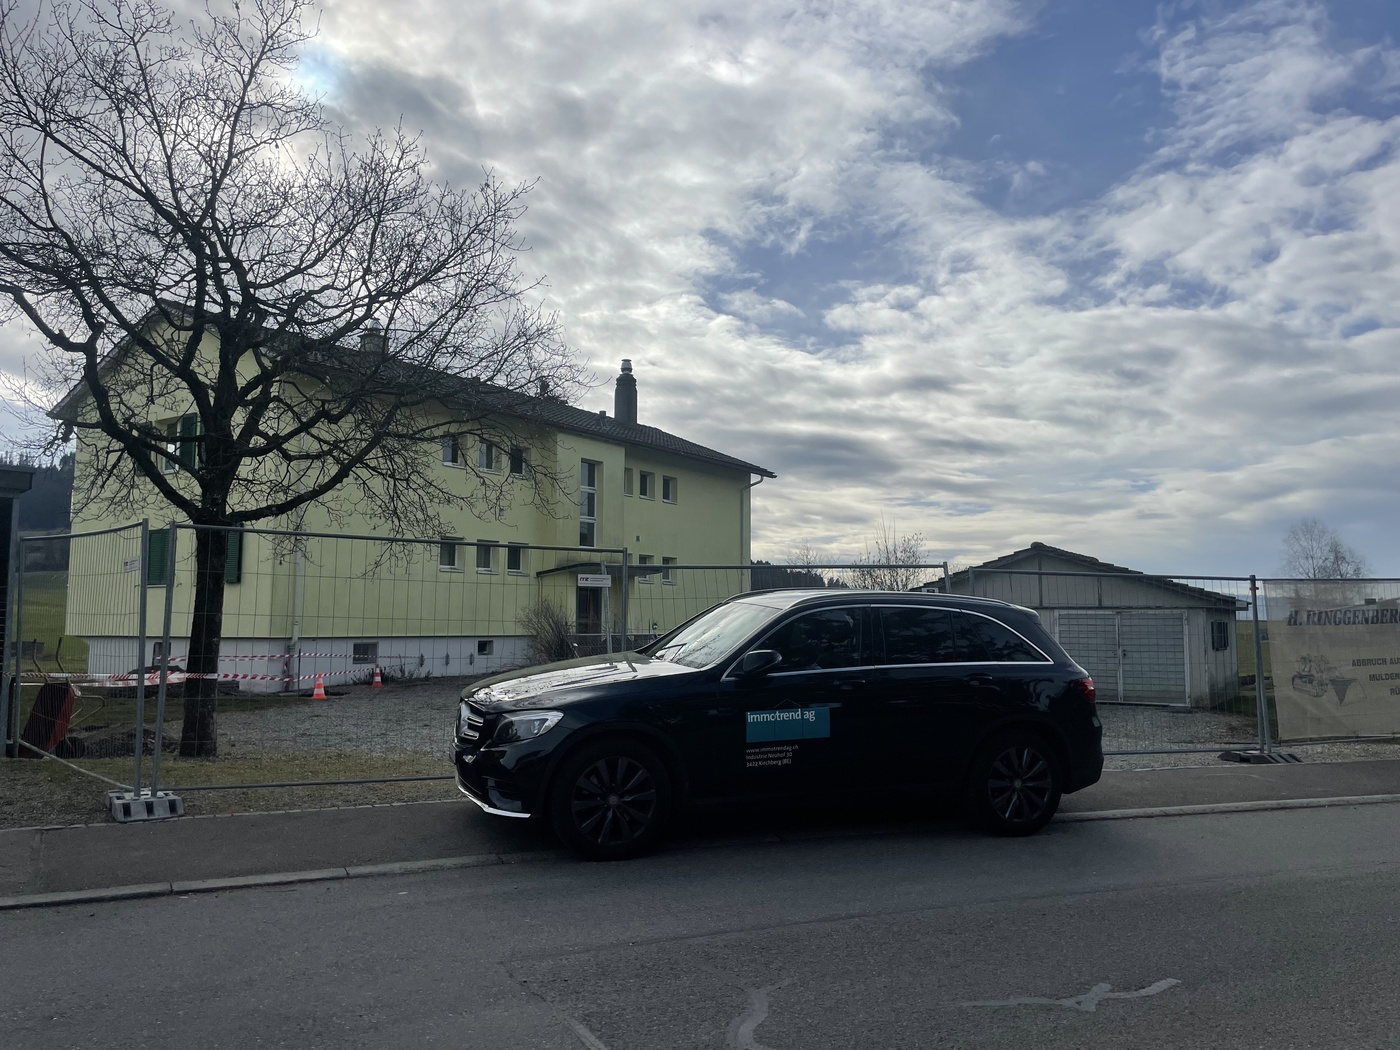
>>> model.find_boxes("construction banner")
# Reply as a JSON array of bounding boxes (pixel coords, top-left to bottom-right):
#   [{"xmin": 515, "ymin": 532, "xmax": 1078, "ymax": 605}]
[{"xmin": 1263, "ymin": 580, "xmax": 1400, "ymax": 741}]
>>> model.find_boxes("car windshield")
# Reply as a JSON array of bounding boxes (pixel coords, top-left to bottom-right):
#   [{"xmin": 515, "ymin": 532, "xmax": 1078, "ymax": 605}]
[{"xmin": 650, "ymin": 600, "xmax": 782, "ymax": 669}]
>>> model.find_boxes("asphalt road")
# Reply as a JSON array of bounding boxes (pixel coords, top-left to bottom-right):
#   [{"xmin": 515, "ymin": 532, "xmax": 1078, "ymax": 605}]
[{"xmin": 4, "ymin": 803, "xmax": 1400, "ymax": 1049}]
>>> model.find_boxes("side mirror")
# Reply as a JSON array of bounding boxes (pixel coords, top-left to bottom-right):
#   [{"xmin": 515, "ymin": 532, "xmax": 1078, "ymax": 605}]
[{"xmin": 737, "ymin": 649, "xmax": 782, "ymax": 678}]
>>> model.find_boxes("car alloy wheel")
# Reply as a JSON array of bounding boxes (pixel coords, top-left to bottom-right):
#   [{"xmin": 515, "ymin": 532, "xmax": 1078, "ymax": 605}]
[
  {"xmin": 571, "ymin": 755, "xmax": 658, "ymax": 847},
  {"xmin": 968, "ymin": 733, "xmax": 1062, "ymax": 836},
  {"xmin": 549, "ymin": 738, "xmax": 673, "ymax": 860},
  {"xmin": 986, "ymin": 745, "xmax": 1053, "ymax": 824}
]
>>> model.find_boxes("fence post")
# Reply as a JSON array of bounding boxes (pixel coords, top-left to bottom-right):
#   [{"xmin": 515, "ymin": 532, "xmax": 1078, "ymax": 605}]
[
  {"xmin": 620, "ymin": 548, "xmax": 630, "ymax": 652},
  {"xmin": 149, "ymin": 523, "xmax": 179, "ymax": 794},
  {"xmin": 1249, "ymin": 574, "xmax": 1272, "ymax": 754},
  {"xmin": 132, "ymin": 520, "xmax": 150, "ymax": 793},
  {"xmin": 1, "ymin": 524, "xmax": 22, "ymax": 759}
]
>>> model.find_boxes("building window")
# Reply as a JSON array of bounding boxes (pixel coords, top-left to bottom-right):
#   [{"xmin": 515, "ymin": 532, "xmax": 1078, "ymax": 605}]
[
  {"xmin": 638, "ymin": 471, "xmax": 654, "ymax": 499},
  {"xmin": 623, "ymin": 467, "xmax": 634, "ymax": 496},
  {"xmin": 662, "ymin": 476, "xmax": 678, "ymax": 503},
  {"xmin": 352, "ymin": 642, "xmax": 378, "ymax": 665},
  {"xmin": 477, "ymin": 639, "xmax": 495, "ymax": 657},
  {"xmin": 507, "ymin": 543, "xmax": 526, "ymax": 575},
  {"xmin": 579, "ymin": 460, "xmax": 598, "ymax": 547},
  {"xmin": 146, "ymin": 527, "xmax": 170, "ymax": 586},
  {"xmin": 509, "ymin": 447, "xmax": 526, "ymax": 477},
  {"xmin": 160, "ymin": 414, "xmax": 201, "ymax": 473},
  {"xmin": 439, "ymin": 538, "xmax": 462, "ymax": 571},
  {"xmin": 662, "ymin": 556, "xmax": 676, "ymax": 585},
  {"xmin": 1211, "ymin": 621, "xmax": 1232, "ymax": 651},
  {"xmin": 476, "ymin": 540, "xmax": 497, "ymax": 573},
  {"xmin": 478, "ymin": 440, "xmax": 498, "ymax": 472},
  {"xmin": 638, "ymin": 553, "xmax": 653, "ymax": 583},
  {"xmin": 442, "ymin": 435, "xmax": 461, "ymax": 465}
]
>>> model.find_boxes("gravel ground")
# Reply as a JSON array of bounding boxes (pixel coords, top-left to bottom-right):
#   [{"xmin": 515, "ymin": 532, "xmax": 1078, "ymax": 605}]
[{"xmin": 214, "ymin": 674, "xmax": 472, "ymax": 758}]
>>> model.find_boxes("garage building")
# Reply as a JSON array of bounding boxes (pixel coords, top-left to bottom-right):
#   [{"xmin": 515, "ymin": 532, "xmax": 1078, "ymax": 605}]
[{"xmin": 926, "ymin": 543, "xmax": 1244, "ymax": 708}]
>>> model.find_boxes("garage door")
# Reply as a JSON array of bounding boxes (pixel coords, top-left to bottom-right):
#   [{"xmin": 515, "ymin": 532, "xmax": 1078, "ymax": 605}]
[
  {"xmin": 1121, "ymin": 611, "xmax": 1187, "ymax": 705},
  {"xmin": 1055, "ymin": 611, "xmax": 1189, "ymax": 706},
  {"xmin": 1056, "ymin": 613, "xmax": 1121, "ymax": 702}
]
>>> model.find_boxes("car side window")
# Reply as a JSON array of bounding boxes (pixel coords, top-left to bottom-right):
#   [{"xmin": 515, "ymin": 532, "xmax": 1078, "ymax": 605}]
[
  {"xmin": 879, "ymin": 608, "xmax": 957, "ymax": 664},
  {"xmin": 758, "ymin": 609, "xmax": 865, "ymax": 671},
  {"xmin": 953, "ymin": 613, "xmax": 1045, "ymax": 662}
]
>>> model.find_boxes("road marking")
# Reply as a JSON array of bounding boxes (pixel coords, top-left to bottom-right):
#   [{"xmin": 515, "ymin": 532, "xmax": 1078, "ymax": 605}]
[
  {"xmin": 962, "ymin": 978, "xmax": 1181, "ymax": 1013},
  {"xmin": 563, "ymin": 1015, "xmax": 610, "ymax": 1050},
  {"xmin": 728, "ymin": 977, "xmax": 793, "ymax": 1050}
]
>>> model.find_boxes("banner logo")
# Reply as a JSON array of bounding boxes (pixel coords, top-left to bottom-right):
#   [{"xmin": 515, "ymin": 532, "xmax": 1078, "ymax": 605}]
[{"xmin": 745, "ymin": 705, "xmax": 830, "ymax": 743}]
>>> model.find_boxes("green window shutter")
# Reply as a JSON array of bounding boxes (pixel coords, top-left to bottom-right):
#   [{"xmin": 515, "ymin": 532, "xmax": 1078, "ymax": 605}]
[
  {"xmin": 178, "ymin": 414, "xmax": 200, "ymax": 468},
  {"xmin": 146, "ymin": 528, "xmax": 170, "ymax": 586},
  {"xmin": 224, "ymin": 529, "xmax": 243, "ymax": 584}
]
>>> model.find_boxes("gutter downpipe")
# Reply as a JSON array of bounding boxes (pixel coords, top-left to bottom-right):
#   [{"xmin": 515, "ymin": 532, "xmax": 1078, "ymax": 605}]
[{"xmin": 740, "ymin": 475, "xmax": 765, "ymax": 591}]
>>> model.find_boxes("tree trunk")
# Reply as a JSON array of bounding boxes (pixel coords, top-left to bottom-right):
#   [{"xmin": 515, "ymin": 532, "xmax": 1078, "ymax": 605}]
[{"xmin": 179, "ymin": 526, "xmax": 228, "ymax": 758}]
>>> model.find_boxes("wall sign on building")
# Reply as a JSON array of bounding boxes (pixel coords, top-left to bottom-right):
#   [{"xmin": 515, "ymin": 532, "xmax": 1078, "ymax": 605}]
[{"xmin": 1264, "ymin": 580, "xmax": 1400, "ymax": 740}]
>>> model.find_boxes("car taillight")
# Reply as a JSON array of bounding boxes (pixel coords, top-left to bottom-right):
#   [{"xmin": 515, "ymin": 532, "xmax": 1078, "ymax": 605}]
[{"xmin": 1069, "ymin": 676, "xmax": 1096, "ymax": 706}]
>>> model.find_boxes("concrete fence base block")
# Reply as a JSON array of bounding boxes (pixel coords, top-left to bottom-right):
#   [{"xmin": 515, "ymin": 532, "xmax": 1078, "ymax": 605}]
[{"xmin": 107, "ymin": 789, "xmax": 186, "ymax": 822}]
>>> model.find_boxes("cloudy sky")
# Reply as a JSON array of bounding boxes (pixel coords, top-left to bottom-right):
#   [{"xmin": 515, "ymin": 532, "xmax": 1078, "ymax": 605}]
[{"xmin": 3, "ymin": 0, "xmax": 1398, "ymax": 576}]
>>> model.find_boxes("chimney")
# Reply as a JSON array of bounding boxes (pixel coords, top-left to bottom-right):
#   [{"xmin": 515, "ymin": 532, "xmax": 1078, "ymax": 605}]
[
  {"xmin": 614, "ymin": 358, "xmax": 637, "ymax": 425},
  {"xmin": 358, "ymin": 323, "xmax": 387, "ymax": 356}
]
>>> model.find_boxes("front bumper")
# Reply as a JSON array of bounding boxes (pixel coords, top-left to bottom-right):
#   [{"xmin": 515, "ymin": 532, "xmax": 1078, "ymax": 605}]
[{"xmin": 453, "ymin": 745, "xmax": 537, "ymax": 818}]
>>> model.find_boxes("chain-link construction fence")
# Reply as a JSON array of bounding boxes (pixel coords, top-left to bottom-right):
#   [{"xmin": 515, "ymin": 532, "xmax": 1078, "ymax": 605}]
[
  {"xmin": 4, "ymin": 523, "xmax": 638, "ymax": 801},
  {"xmin": 3, "ymin": 523, "xmax": 152, "ymax": 798},
  {"xmin": 5, "ymin": 523, "xmax": 1398, "ymax": 811},
  {"xmin": 946, "ymin": 569, "xmax": 1267, "ymax": 755}
]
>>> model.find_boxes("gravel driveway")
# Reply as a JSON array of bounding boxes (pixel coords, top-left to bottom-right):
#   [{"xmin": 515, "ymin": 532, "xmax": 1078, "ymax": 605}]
[
  {"xmin": 211, "ymin": 675, "xmax": 477, "ymax": 759},
  {"xmin": 209, "ymin": 679, "xmax": 1396, "ymax": 768}
]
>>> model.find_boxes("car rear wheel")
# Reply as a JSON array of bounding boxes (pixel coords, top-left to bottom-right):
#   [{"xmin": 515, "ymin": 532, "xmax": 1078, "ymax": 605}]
[
  {"xmin": 549, "ymin": 737, "xmax": 673, "ymax": 860},
  {"xmin": 966, "ymin": 733, "xmax": 1062, "ymax": 836}
]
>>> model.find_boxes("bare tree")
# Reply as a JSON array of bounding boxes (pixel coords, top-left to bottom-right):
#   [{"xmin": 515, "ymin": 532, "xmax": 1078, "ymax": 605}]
[
  {"xmin": 519, "ymin": 599, "xmax": 576, "ymax": 666},
  {"xmin": 849, "ymin": 518, "xmax": 927, "ymax": 591},
  {"xmin": 0, "ymin": 0, "xmax": 583, "ymax": 755},
  {"xmin": 778, "ymin": 541, "xmax": 829, "ymax": 588},
  {"xmin": 1280, "ymin": 518, "xmax": 1370, "ymax": 580}
]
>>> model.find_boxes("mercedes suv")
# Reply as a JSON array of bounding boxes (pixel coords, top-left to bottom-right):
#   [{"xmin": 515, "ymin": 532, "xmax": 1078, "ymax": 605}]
[{"xmin": 453, "ymin": 590, "xmax": 1103, "ymax": 859}]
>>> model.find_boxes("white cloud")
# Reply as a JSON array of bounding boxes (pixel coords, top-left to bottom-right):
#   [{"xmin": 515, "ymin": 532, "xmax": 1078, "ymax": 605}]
[{"xmin": 3, "ymin": 0, "xmax": 1396, "ymax": 576}]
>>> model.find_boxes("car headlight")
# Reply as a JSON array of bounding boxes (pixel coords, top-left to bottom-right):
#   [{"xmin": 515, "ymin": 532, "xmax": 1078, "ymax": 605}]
[{"xmin": 492, "ymin": 710, "xmax": 564, "ymax": 745}]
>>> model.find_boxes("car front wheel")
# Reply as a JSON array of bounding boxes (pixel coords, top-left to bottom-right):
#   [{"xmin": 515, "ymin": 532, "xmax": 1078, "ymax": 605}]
[
  {"xmin": 548, "ymin": 737, "xmax": 673, "ymax": 860},
  {"xmin": 966, "ymin": 733, "xmax": 1062, "ymax": 836}
]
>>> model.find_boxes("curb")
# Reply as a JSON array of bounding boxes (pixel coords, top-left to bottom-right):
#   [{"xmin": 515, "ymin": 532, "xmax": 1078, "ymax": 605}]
[
  {"xmin": 4, "ymin": 792, "xmax": 1400, "ymax": 912},
  {"xmin": 0, "ymin": 852, "xmax": 520, "ymax": 912},
  {"xmin": 1057, "ymin": 792, "xmax": 1400, "ymax": 822}
]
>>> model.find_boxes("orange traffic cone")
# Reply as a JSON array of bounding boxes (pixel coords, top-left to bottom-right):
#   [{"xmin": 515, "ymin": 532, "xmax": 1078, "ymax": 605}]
[
  {"xmin": 311, "ymin": 673, "xmax": 327, "ymax": 701},
  {"xmin": 371, "ymin": 665, "xmax": 383, "ymax": 689}
]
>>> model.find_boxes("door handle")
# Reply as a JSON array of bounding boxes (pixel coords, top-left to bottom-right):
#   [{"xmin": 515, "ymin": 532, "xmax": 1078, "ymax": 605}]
[
  {"xmin": 964, "ymin": 673, "xmax": 995, "ymax": 688},
  {"xmin": 836, "ymin": 678, "xmax": 866, "ymax": 690}
]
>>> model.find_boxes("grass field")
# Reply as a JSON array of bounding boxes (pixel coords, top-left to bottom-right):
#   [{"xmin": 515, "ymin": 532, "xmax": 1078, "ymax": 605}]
[
  {"xmin": 16, "ymin": 570, "xmax": 88, "ymax": 673},
  {"xmin": 0, "ymin": 754, "xmax": 455, "ymax": 829}
]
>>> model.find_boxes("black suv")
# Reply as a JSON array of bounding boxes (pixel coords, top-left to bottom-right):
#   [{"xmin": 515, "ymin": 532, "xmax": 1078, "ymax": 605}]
[{"xmin": 453, "ymin": 590, "xmax": 1103, "ymax": 859}]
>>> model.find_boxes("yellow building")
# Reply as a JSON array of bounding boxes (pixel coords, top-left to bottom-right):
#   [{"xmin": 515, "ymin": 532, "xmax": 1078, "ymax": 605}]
[{"xmin": 58, "ymin": 350, "xmax": 775, "ymax": 689}]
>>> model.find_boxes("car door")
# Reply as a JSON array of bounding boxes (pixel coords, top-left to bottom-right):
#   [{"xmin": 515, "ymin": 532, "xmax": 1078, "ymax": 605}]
[
  {"xmin": 949, "ymin": 609, "xmax": 1057, "ymax": 745},
  {"xmin": 716, "ymin": 605, "xmax": 876, "ymax": 801},
  {"xmin": 867, "ymin": 605, "xmax": 985, "ymax": 788}
]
